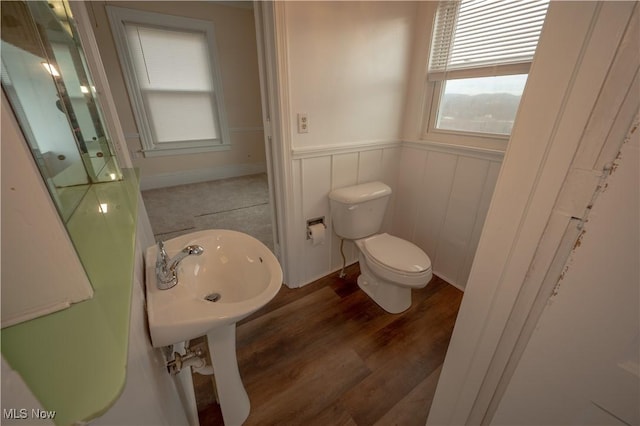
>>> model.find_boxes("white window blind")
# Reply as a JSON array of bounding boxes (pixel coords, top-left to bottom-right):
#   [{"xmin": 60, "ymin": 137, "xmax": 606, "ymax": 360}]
[
  {"xmin": 429, "ymin": 0, "xmax": 549, "ymax": 80},
  {"xmin": 124, "ymin": 24, "xmax": 219, "ymax": 144},
  {"xmin": 107, "ymin": 6, "xmax": 230, "ymax": 156}
]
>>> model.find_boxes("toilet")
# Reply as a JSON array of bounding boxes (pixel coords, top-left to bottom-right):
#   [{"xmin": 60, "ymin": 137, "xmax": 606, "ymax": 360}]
[{"xmin": 328, "ymin": 181, "xmax": 432, "ymax": 313}]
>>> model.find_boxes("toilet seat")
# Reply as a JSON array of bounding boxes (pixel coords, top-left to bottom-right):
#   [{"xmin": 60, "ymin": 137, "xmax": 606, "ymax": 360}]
[
  {"xmin": 361, "ymin": 233, "xmax": 431, "ymax": 273},
  {"xmin": 356, "ymin": 233, "xmax": 432, "ymax": 287}
]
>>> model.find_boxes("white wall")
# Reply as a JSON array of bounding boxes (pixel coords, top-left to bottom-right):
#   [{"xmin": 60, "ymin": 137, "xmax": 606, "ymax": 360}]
[
  {"xmin": 285, "ymin": 1, "xmax": 416, "ymax": 150},
  {"xmin": 492, "ymin": 119, "xmax": 639, "ymax": 426}
]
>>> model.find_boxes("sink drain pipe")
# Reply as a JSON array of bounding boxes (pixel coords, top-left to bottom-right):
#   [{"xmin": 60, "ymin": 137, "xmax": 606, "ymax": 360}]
[{"xmin": 166, "ymin": 341, "xmax": 209, "ymax": 376}]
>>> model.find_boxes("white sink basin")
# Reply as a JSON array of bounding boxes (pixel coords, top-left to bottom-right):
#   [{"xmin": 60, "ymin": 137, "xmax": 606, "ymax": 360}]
[
  {"xmin": 145, "ymin": 229, "xmax": 282, "ymax": 348},
  {"xmin": 145, "ymin": 229, "xmax": 282, "ymax": 425}
]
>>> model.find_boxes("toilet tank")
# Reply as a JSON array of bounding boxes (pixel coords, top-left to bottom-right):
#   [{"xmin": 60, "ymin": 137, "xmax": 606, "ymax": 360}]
[{"xmin": 328, "ymin": 181, "xmax": 391, "ymax": 240}]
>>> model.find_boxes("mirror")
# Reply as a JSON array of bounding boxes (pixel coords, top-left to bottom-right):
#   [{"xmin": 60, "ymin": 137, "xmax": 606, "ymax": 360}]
[{"xmin": 1, "ymin": 0, "xmax": 122, "ymax": 222}]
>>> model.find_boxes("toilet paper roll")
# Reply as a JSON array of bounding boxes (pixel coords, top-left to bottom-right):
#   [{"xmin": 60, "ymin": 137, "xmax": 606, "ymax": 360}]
[{"xmin": 308, "ymin": 223, "xmax": 326, "ymax": 246}]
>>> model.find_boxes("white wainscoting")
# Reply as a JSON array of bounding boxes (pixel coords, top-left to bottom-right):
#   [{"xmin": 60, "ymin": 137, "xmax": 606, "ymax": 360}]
[
  {"xmin": 395, "ymin": 141, "xmax": 504, "ymax": 290},
  {"xmin": 290, "ymin": 141, "xmax": 402, "ymax": 287},
  {"xmin": 289, "ymin": 140, "xmax": 503, "ymax": 290}
]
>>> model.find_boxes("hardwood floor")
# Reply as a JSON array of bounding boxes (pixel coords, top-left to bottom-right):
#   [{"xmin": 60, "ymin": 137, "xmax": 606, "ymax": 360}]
[{"xmin": 195, "ymin": 263, "xmax": 463, "ymax": 425}]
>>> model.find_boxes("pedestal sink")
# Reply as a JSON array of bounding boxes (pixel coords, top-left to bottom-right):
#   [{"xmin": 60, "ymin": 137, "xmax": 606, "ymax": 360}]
[{"xmin": 145, "ymin": 229, "xmax": 282, "ymax": 425}]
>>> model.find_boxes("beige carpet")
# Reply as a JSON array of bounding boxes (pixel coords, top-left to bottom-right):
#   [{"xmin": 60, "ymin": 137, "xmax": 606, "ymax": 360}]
[{"xmin": 141, "ymin": 173, "xmax": 273, "ymax": 251}]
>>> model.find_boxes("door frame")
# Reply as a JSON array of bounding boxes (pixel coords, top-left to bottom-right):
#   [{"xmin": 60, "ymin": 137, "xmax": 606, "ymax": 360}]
[{"xmin": 252, "ymin": 1, "xmax": 300, "ymax": 287}]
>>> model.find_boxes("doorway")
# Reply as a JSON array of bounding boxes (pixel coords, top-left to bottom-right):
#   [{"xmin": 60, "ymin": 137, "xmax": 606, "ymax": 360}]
[{"xmin": 93, "ymin": 1, "xmax": 279, "ymax": 255}]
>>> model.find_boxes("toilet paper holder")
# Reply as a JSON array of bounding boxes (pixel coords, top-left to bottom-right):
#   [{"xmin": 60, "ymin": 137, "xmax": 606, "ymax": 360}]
[{"xmin": 306, "ymin": 216, "xmax": 326, "ymax": 239}]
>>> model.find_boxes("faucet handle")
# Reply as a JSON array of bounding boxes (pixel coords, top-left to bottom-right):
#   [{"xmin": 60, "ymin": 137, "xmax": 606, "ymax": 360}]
[{"xmin": 157, "ymin": 240, "xmax": 169, "ymax": 268}]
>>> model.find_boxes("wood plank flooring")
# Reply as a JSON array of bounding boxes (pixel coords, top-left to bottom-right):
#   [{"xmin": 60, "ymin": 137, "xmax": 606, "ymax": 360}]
[{"xmin": 195, "ymin": 263, "xmax": 463, "ymax": 425}]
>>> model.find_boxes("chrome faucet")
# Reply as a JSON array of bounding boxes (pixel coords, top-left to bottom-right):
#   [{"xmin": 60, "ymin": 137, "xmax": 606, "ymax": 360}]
[{"xmin": 156, "ymin": 241, "xmax": 204, "ymax": 290}]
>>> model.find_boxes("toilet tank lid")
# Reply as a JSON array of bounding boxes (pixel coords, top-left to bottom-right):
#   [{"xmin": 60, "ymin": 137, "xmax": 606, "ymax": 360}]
[{"xmin": 328, "ymin": 182, "xmax": 391, "ymax": 204}]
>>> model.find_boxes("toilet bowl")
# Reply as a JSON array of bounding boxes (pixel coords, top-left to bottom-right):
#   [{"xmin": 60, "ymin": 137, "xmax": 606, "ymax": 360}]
[
  {"xmin": 328, "ymin": 181, "xmax": 433, "ymax": 313},
  {"xmin": 355, "ymin": 233, "xmax": 432, "ymax": 313}
]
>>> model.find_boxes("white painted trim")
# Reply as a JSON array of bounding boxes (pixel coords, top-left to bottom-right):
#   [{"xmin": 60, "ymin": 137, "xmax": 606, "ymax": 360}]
[
  {"xmin": 434, "ymin": 272, "xmax": 465, "ymax": 292},
  {"xmin": 139, "ymin": 162, "xmax": 266, "ymax": 190},
  {"xmin": 252, "ymin": 1, "xmax": 296, "ymax": 286},
  {"xmin": 402, "ymin": 1, "xmax": 438, "ymax": 141},
  {"xmin": 123, "ymin": 133, "xmax": 141, "ymax": 141},
  {"xmin": 253, "ymin": 1, "xmax": 277, "ymax": 261},
  {"xmin": 268, "ymin": 1, "xmax": 302, "ymax": 287},
  {"xmin": 403, "ymin": 139, "xmax": 505, "ymax": 162},
  {"xmin": 292, "ymin": 140, "xmax": 401, "ymax": 159},
  {"xmin": 106, "ymin": 6, "xmax": 232, "ymax": 157},
  {"xmin": 140, "ymin": 144, "xmax": 231, "ymax": 158},
  {"xmin": 427, "ymin": 2, "xmax": 639, "ymax": 425},
  {"xmin": 137, "ymin": 127, "xmax": 263, "ymax": 157}
]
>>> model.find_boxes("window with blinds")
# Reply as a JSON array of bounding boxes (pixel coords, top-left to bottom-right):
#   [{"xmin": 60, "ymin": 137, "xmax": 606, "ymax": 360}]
[
  {"xmin": 125, "ymin": 25, "xmax": 219, "ymax": 145},
  {"xmin": 426, "ymin": 0, "xmax": 549, "ymax": 137},
  {"xmin": 107, "ymin": 7, "xmax": 230, "ymax": 156}
]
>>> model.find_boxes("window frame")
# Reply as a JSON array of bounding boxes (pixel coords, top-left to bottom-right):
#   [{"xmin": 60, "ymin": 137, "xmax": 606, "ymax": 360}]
[
  {"xmin": 422, "ymin": 67, "xmax": 530, "ymax": 150},
  {"xmin": 424, "ymin": 81, "xmax": 508, "ymax": 147},
  {"xmin": 107, "ymin": 6, "xmax": 231, "ymax": 157},
  {"xmin": 421, "ymin": 1, "xmax": 546, "ymax": 151}
]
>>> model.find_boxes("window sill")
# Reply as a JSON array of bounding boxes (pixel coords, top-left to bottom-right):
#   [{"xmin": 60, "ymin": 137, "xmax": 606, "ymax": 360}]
[
  {"xmin": 420, "ymin": 130, "xmax": 509, "ymax": 153},
  {"xmin": 404, "ymin": 139, "xmax": 505, "ymax": 162},
  {"xmin": 142, "ymin": 144, "xmax": 231, "ymax": 158}
]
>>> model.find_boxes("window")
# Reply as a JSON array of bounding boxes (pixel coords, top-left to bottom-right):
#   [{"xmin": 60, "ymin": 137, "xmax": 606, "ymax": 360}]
[
  {"xmin": 424, "ymin": 0, "xmax": 549, "ymax": 143},
  {"xmin": 107, "ymin": 7, "xmax": 230, "ymax": 156}
]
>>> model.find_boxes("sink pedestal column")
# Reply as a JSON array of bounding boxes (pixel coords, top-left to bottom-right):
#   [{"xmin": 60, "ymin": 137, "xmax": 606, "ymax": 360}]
[{"xmin": 207, "ymin": 324, "xmax": 250, "ymax": 425}]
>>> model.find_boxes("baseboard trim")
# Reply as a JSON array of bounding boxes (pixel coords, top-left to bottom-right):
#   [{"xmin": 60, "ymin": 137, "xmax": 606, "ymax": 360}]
[
  {"xmin": 140, "ymin": 162, "xmax": 267, "ymax": 190},
  {"xmin": 288, "ymin": 263, "xmax": 466, "ymax": 293},
  {"xmin": 433, "ymin": 271, "xmax": 465, "ymax": 292}
]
